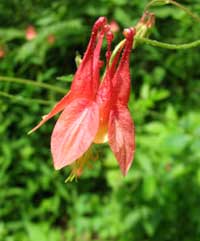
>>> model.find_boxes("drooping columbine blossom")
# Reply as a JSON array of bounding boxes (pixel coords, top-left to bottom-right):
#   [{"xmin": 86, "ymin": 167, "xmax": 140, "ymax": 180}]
[{"xmin": 29, "ymin": 17, "xmax": 135, "ymax": 176}]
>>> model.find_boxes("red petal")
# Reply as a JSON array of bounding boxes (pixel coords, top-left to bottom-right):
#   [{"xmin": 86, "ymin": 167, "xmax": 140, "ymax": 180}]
[
  {"xmin": 28, "ymin": 91, "xmax": 72, "ymax": 134},
  {"xmin": 112, "ymin": 28, "xmax": 135, "ymax": 105},
  {"xmin": 108, "ymin": 105, "xmax": 135, "ymax": 175},
  {"xmin": 71, "ymin": 17, "xmax": 107, "ymax": 100},
  {"xmin": 93, "ymin": 28, "xmax": 106, "ymax": 86},
  {"xmin": 51, "ymin": 98, "xmax": 99, "ymax": 170}
]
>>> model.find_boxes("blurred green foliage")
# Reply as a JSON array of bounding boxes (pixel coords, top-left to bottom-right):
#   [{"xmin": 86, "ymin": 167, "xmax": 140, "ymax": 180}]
[{"xmin": 0, "ymin": 0, "xmax": 200, "ymax": 240}]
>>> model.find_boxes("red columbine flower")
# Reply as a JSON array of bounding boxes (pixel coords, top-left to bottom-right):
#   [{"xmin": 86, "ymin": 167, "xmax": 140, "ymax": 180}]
[
  {"xmin": 110, "ymin": 20, "xmax": 120, "ymax": 33},
  {"xmin": 0, "ymin": 47, "xmax": 5, "ymax": 59},
  {"xmin": 47, "ymin": 34, "xmax": 56, "ymax": 45},
  {"xmin": 25, "ymin": 25, "xmax": 37, "ymax": 41},
  {"xmin": 29, "ymin": 17, "xmax": 135, "ymax": 176}
]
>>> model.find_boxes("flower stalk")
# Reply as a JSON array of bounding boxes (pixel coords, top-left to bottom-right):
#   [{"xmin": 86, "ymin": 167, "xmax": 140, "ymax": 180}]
[
  {"xmin": 0, "ymin": 76, "xmax": 66, "ymax": 94},
  {"xmin": 145, "ymin": 0, "xmax": 200, "ymax": 22}
]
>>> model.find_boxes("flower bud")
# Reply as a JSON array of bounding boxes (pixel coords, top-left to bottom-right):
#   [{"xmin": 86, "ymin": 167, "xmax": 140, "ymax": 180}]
[{"xmin": 135, "ymin": 11, "xmax": 155, "ymax": 39}]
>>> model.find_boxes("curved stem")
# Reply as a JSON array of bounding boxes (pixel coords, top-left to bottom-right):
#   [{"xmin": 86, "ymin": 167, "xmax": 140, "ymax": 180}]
[
  {"xmin": 137, "ymin": 37, "xmax": 200, "ymax": 49},
  {"xmin": 169, "ymin": 0, "xmax": 200, "ymax": 22},
  {"xmin": 146, "ymin": 0, "xmax": 200, "ymax": 22},
  {"xmin": 0, "ymin": 90, "xmax": 54, "ymax": 105},
  {"xmin": 0, "ymin": 76, "xmax": 66, "ymax": 94},
  {"xmin": 145, "ymin": 0, "xmax": 168, "ymax": 9}
]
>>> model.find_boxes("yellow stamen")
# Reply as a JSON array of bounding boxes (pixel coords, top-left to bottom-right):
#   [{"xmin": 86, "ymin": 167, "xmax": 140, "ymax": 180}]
[{"xmin": 65, "ymin": 146, "xmax": 98, "ymax": 182}]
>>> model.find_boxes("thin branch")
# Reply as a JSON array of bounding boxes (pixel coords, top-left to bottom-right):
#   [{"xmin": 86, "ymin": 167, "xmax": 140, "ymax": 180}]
[
  {"xmin": 146, "ymin": 0, "xmax": 200, "ymax": 22},
  {"xmin": 137, "ymin": 37, "xmax": 200, "ymax": 49},
  {"xmin": 169, "ymin": 0, "xmax": 200, "ymax": 22},
  {"xmin": 0, "ymin": 90, "xmax": 54, "ymax": 105},
  {"xmin": 0, "ymin": 76, "xmax": 66, "ymax": 94}
]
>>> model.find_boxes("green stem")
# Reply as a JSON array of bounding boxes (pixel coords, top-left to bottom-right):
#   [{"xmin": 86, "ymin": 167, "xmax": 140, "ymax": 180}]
[
  {"xmin": 0, "ymin": 76, "xmax": 66, "ymax": 94},
  {"xmin": 169, "ymin": 0, "xmax": 200, "ymax": 22},
  {"xmin": 110, "ymin": 37, "xmax": 200, "ymax": 66},
  {"xmin": 110, "ymin": 39, "xmax": 125, "ymax": 64},
  {"xmin": 0, "ymin": 90, "xmax": 54, "ymax": 105},
  {"xmin": 146, "ymin": 0, "xmax": 200, "ymax": 22},
  {"xmin": 137, "ymin": 37, "xmax": 200, "ymax": 49}
]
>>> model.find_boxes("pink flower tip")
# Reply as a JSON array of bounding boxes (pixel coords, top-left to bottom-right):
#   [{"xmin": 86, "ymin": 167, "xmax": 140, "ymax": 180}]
[
  {"xmin": 123, "ymin": 28, "xmax": 136, "ymax": 39},
  {"xmin": 93, "ymin": 16, "xmax": 107, "ymax": 31}
]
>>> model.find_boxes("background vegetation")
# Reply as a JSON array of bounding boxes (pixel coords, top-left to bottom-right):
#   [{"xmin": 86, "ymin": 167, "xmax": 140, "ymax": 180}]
[{"xmin": 0, "ymin": 0, "xmax": 200, "ymax": 240}]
